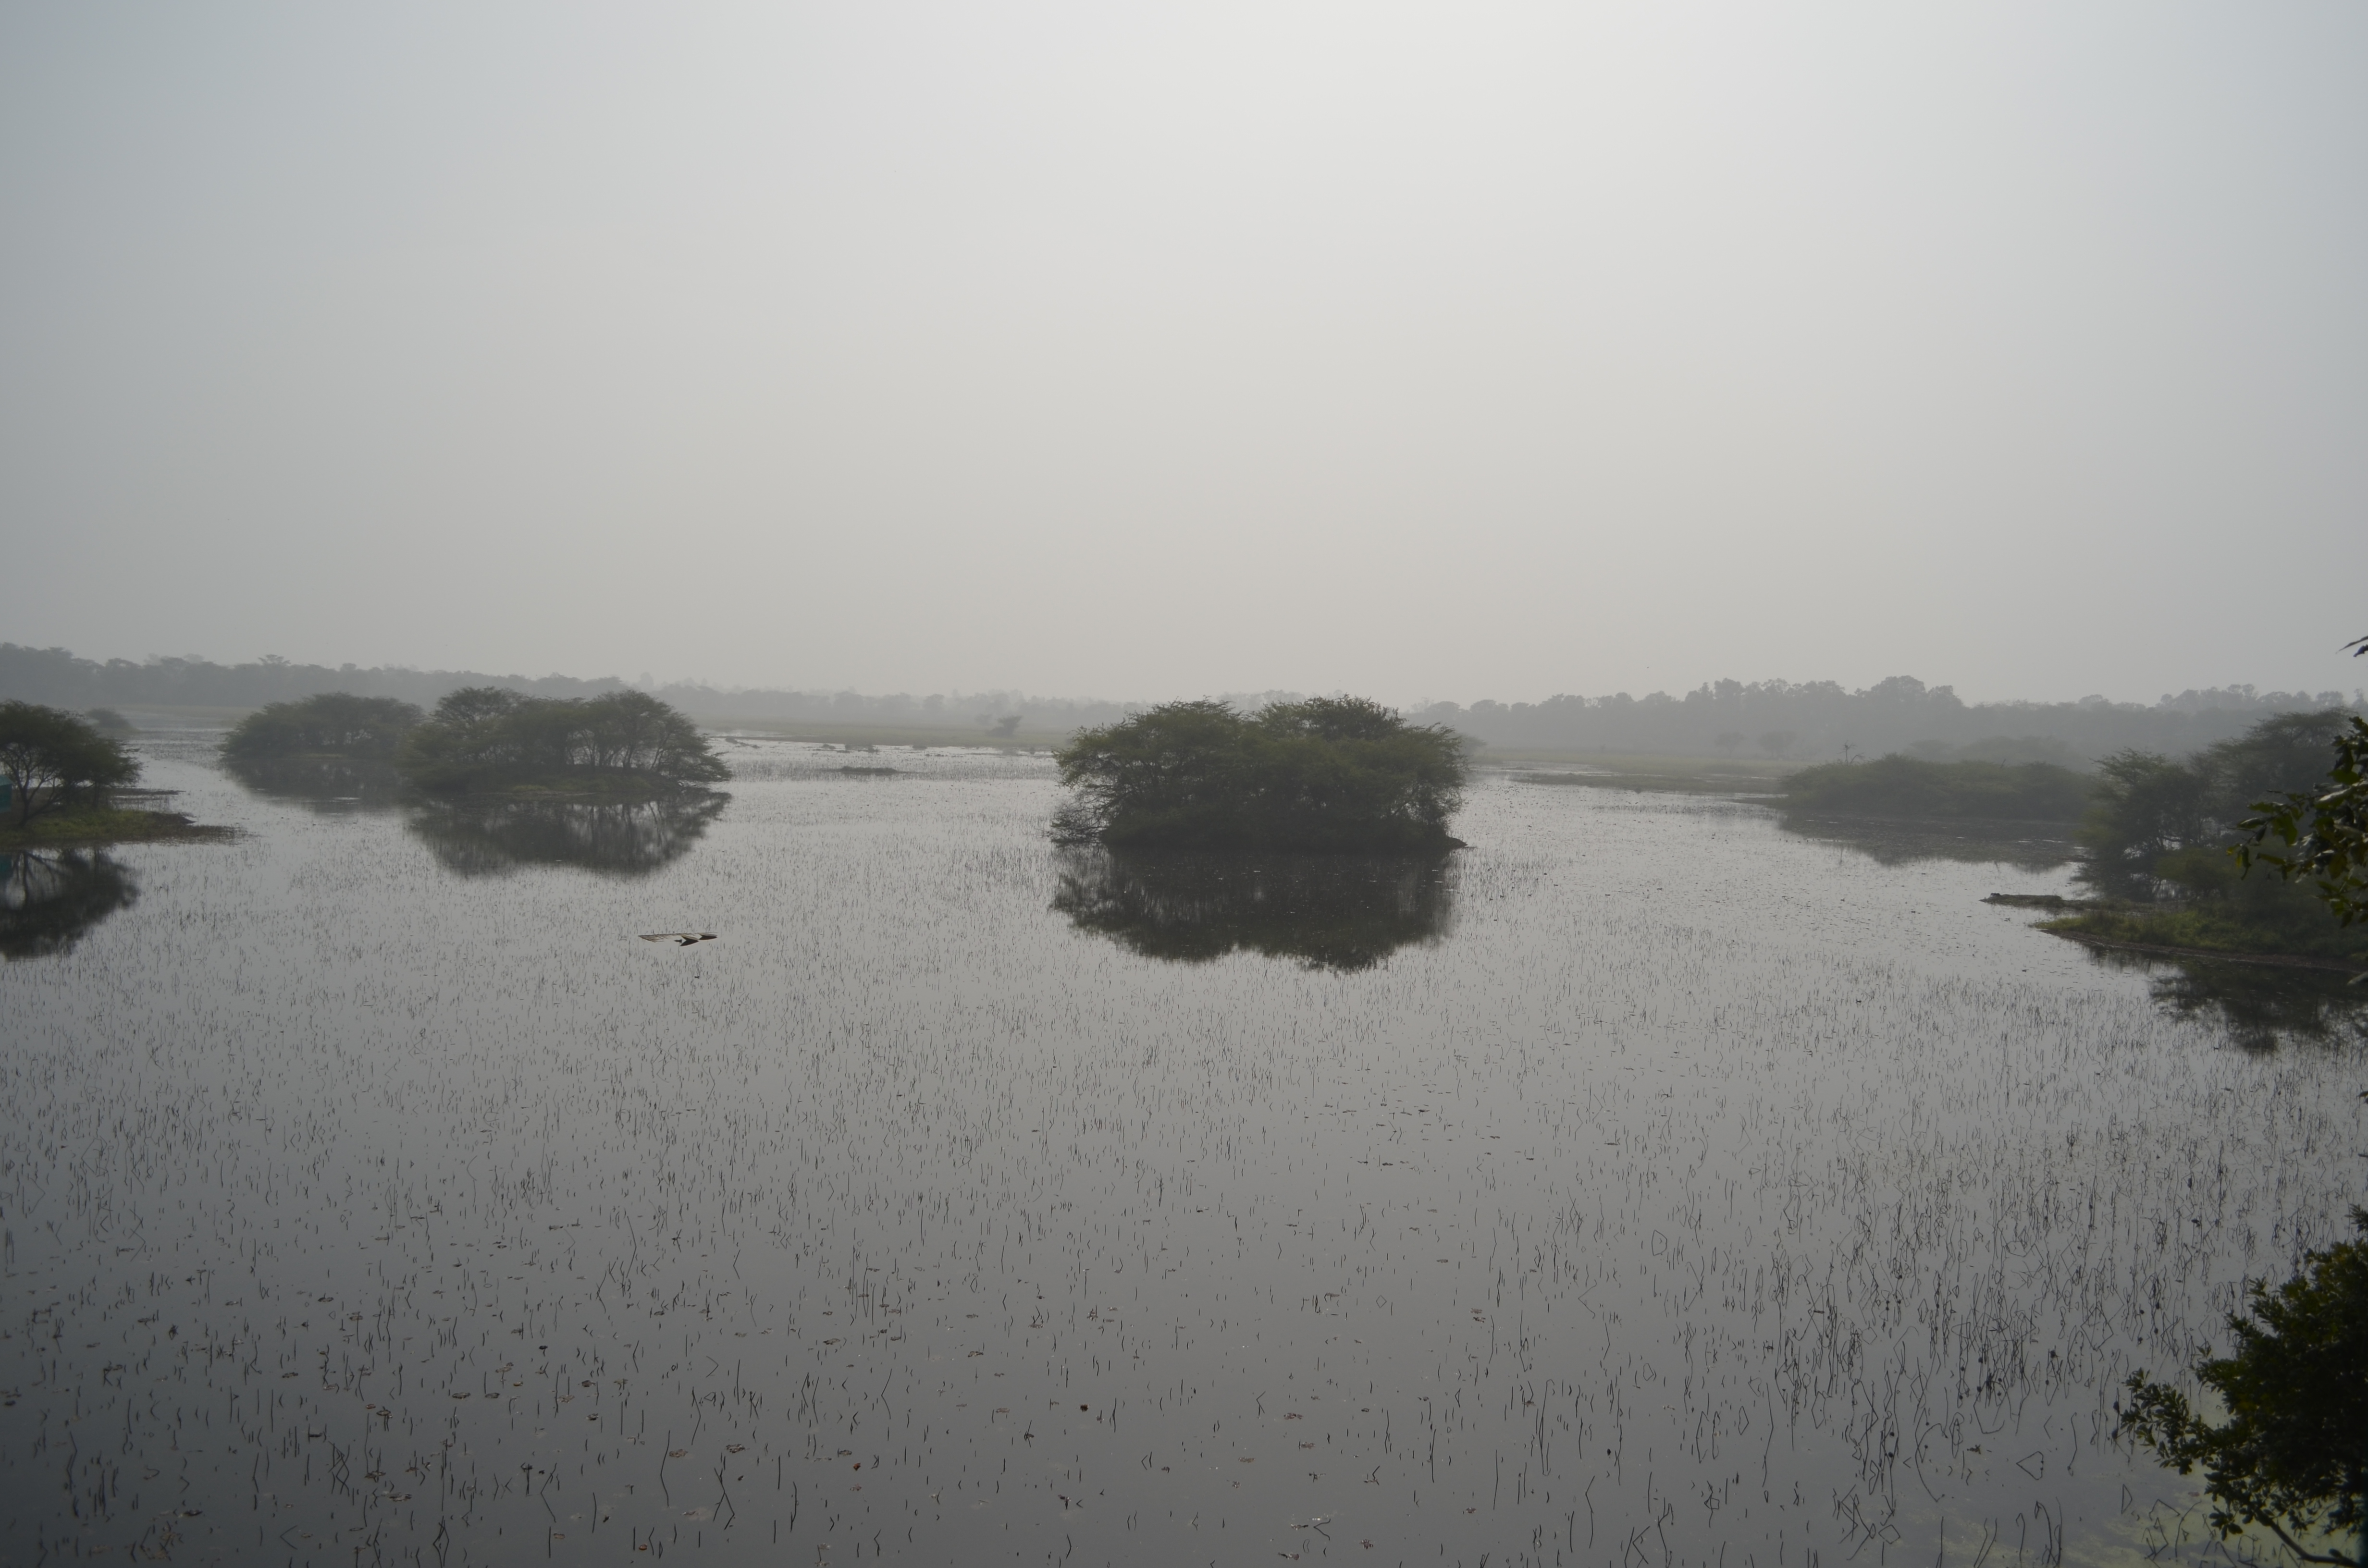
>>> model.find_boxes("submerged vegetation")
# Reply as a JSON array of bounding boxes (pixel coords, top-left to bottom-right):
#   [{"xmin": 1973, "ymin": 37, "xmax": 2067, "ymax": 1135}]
[
  {"xmin": 399, "ymin": 687, "xmax": 728, "ymax": 797},
  {"xmin": 1052, "ymin": 697, "xmax": 1467, "ymax": 852},
  {"xmin": 2047, "ymin": 710, "xmax": 2367, "ymax": 966},
  {"xmin": 1781, "ymin": 755, "xmax": 2093, "ymax": 820}
]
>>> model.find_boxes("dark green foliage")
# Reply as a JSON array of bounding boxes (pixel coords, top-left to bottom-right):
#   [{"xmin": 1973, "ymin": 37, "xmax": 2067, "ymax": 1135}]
[
  {"xmin": 2065, "ymin": 710, "xmax": 2363, "ymax": 962},
  {"xmin": 2237, "ymin": 713, "xmax": 2368, "ymax": 931},
  {"xmin": 1052, "ymin": 849, "xmax": 1455, "ymax": 971},
  {"xmin": 222, "ymin": 692, "xmax": 424, "ymax": 760},
  {"xmin": 1781, "ymin": 756, "xmax": 2092, "ymax": 821},
  {"xmin": 2121, "ymin": 1209, "xmax": 2368, "ymax": 1565},
  {"xmin": 0, "ymin": 701, "xmax": 140, "ymax": 828},
  {"xmin": 398, "ymin": 688, "xmax": 729, "ymax": 796},
  {"xmin": 1052, "ymin": 697, "xmax": 1467, "ymax": 852},
  {"xmin": 0, "ymin": 848, "xmax": 136, "ymax": 960}
]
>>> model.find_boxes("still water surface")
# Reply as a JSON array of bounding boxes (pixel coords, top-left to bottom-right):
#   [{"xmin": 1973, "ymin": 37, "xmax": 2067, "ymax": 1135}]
[{"xmin": 3, "ymin": 735, "xmax": 2360, "ymax": 1566}]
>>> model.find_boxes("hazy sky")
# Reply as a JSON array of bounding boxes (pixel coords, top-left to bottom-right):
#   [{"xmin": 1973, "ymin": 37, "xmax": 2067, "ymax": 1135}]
[{"xmin": 4, "ymin": 4, "xmax": 2362, "ymax": 706}]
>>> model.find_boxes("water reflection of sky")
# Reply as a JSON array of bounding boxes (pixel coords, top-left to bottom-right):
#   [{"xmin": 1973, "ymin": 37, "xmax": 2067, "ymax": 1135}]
[{"xmin": 1, "ymin": 755, "xmax": 2361, "ymax": 1564}]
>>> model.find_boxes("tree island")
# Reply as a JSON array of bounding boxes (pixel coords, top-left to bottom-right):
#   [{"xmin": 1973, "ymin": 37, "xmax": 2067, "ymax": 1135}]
[
  {"xmin": 1051, "ymin": 697, "xmax": 1468, "ymax": 853},
  {"xmin": 220, "ymin": 687, "xmax": 729, "ymax": 800}
]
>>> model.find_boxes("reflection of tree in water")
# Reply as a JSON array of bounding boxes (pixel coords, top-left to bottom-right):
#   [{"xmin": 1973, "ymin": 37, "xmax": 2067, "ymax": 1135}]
[
  {"xmin": 408, "ymin": 795, "xmax": 727, "ymax": 878},
  {"xmin": 1777, "ymin": 812, "xmax": 2077, "ymax": 871},
  {"xmin": 1053, "ymin": 849, "xmax": 1457, "ymax": 971},
  {"xmin": 0, "ymin": 850, "xmax": 137, "ymax": 960},
  {"xmin": 224, "ymin": 754, "xmax": 405, "ymax": 811},
  {"xmin": 2083, "ymin": 946, "xmax": 2368, "ymax": 1052}
]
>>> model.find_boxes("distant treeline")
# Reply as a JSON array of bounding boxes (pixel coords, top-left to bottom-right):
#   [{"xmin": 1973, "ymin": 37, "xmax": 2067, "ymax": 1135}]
[
  {"xmin": 3, "ymin": 644, "xmax": 2357, "ymax": 761},
  {"xmin": 1782, "ymin": 756, "xmax": 2093, "ymax": 821},
  {"xmin": 0, "ymin": 644, "xmax": 1134, "ymax": 734},
  {"xmin": 1413, "ymin": 675, "xmax": 2363, "ymax": 762}
]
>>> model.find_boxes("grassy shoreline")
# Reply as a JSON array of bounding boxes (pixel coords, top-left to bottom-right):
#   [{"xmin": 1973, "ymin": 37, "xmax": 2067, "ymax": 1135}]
[
  {"xmin": 0, "ymin": 806, "xmax": 236, "ymax": 850},
  {"xmin": 2037, "ymin": 906, "xmax": 2366, "ymax": 971}
]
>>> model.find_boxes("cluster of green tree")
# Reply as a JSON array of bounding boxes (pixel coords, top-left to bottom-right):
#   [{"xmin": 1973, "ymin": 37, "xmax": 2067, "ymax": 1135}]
[
  {"xmin": 2056, "ymin": 710, "xmax": 2365, "ymax": 963},
  {"xmin": 398, "ymin": 688, "xmax": 728, "ymax": 796},
  {"xmin": 1781, "ymin": 755, "xmax": 2093, "ymax": 821},
  {"xmin": 219, "ymin": 688, "xmax": 727, "ymax": 796},
  {"xmin": 222, "ymin": 694, "xmax": 423, "ymax": 760},
  {"xmin": 0, "ymin": 701, "xmax": 141, "ymax": 833},
  {"xmin": 1052, "ymin": 698, "xmax": 1468, "ymax": 853}
]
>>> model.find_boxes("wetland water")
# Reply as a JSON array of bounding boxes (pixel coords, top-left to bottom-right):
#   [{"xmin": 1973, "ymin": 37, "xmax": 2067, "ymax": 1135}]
[{"xmin": 3, "ymin": 735, "xmax": 2362, "ymax": 1567}]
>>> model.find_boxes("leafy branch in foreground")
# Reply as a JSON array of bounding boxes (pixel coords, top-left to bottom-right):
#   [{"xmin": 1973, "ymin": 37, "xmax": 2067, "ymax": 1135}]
[
  {"xmin": 2235, "ymin": 637, "xmax": 2368, "ymax": 940},
  {"xmin": 2120, "ymin": 1208, "xmax": 2368, "ymax": 1566},
  {"xmin": 2236, "ymin": 713, "xmax": 2368, "ymax": 932}
]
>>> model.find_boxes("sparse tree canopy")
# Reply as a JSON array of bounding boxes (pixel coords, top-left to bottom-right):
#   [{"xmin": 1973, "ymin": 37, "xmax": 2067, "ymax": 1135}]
[
  {"xmin": 399, "ymin": 687, "xmax": 729, "ymax": 795},
  {"xmin": 1052, "ymin": 697, "xmax": 1467, "ymax": 852},
  {"xmin": 2121, "ymin": 1209, "xmax": 2368, "ymax": 1566},
  {"xmin": 222, "ymin": 693, "xmax": 424, "ymax": 760},
  {"xmin": 0, "ymin": 701, "xmax": 140, "ymax": 828}
]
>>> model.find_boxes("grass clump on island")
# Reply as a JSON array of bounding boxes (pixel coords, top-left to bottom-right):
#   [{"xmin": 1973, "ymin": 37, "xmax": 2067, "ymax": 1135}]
[
  {"xmin": 1051, "ymin": 697, "xmax": 1468, "ymax": 852},
  {"xmin": 2042, "ymin": 709, "xmax": 2368, "ymax": 968},
  {"xmin": 1781, "ymin": 755, "xmax": 2093, "ymax": 821},
  {"xmin": 226, "ymin": 688, "xmax": 728, "ymax": 798}
]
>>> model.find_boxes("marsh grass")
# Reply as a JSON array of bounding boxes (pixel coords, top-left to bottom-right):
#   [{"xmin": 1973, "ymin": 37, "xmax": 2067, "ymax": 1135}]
[
  {"xmin": 1, "ymin": 751, "xmax": 2358, "ymax": 1566},
  {"xmin": 0, "ymin": 804, "xmax": 233, "ymax": 850},
  {"xmin": 2042, "ymin": 904, "xmax": 2368, "ymax": 968}
]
